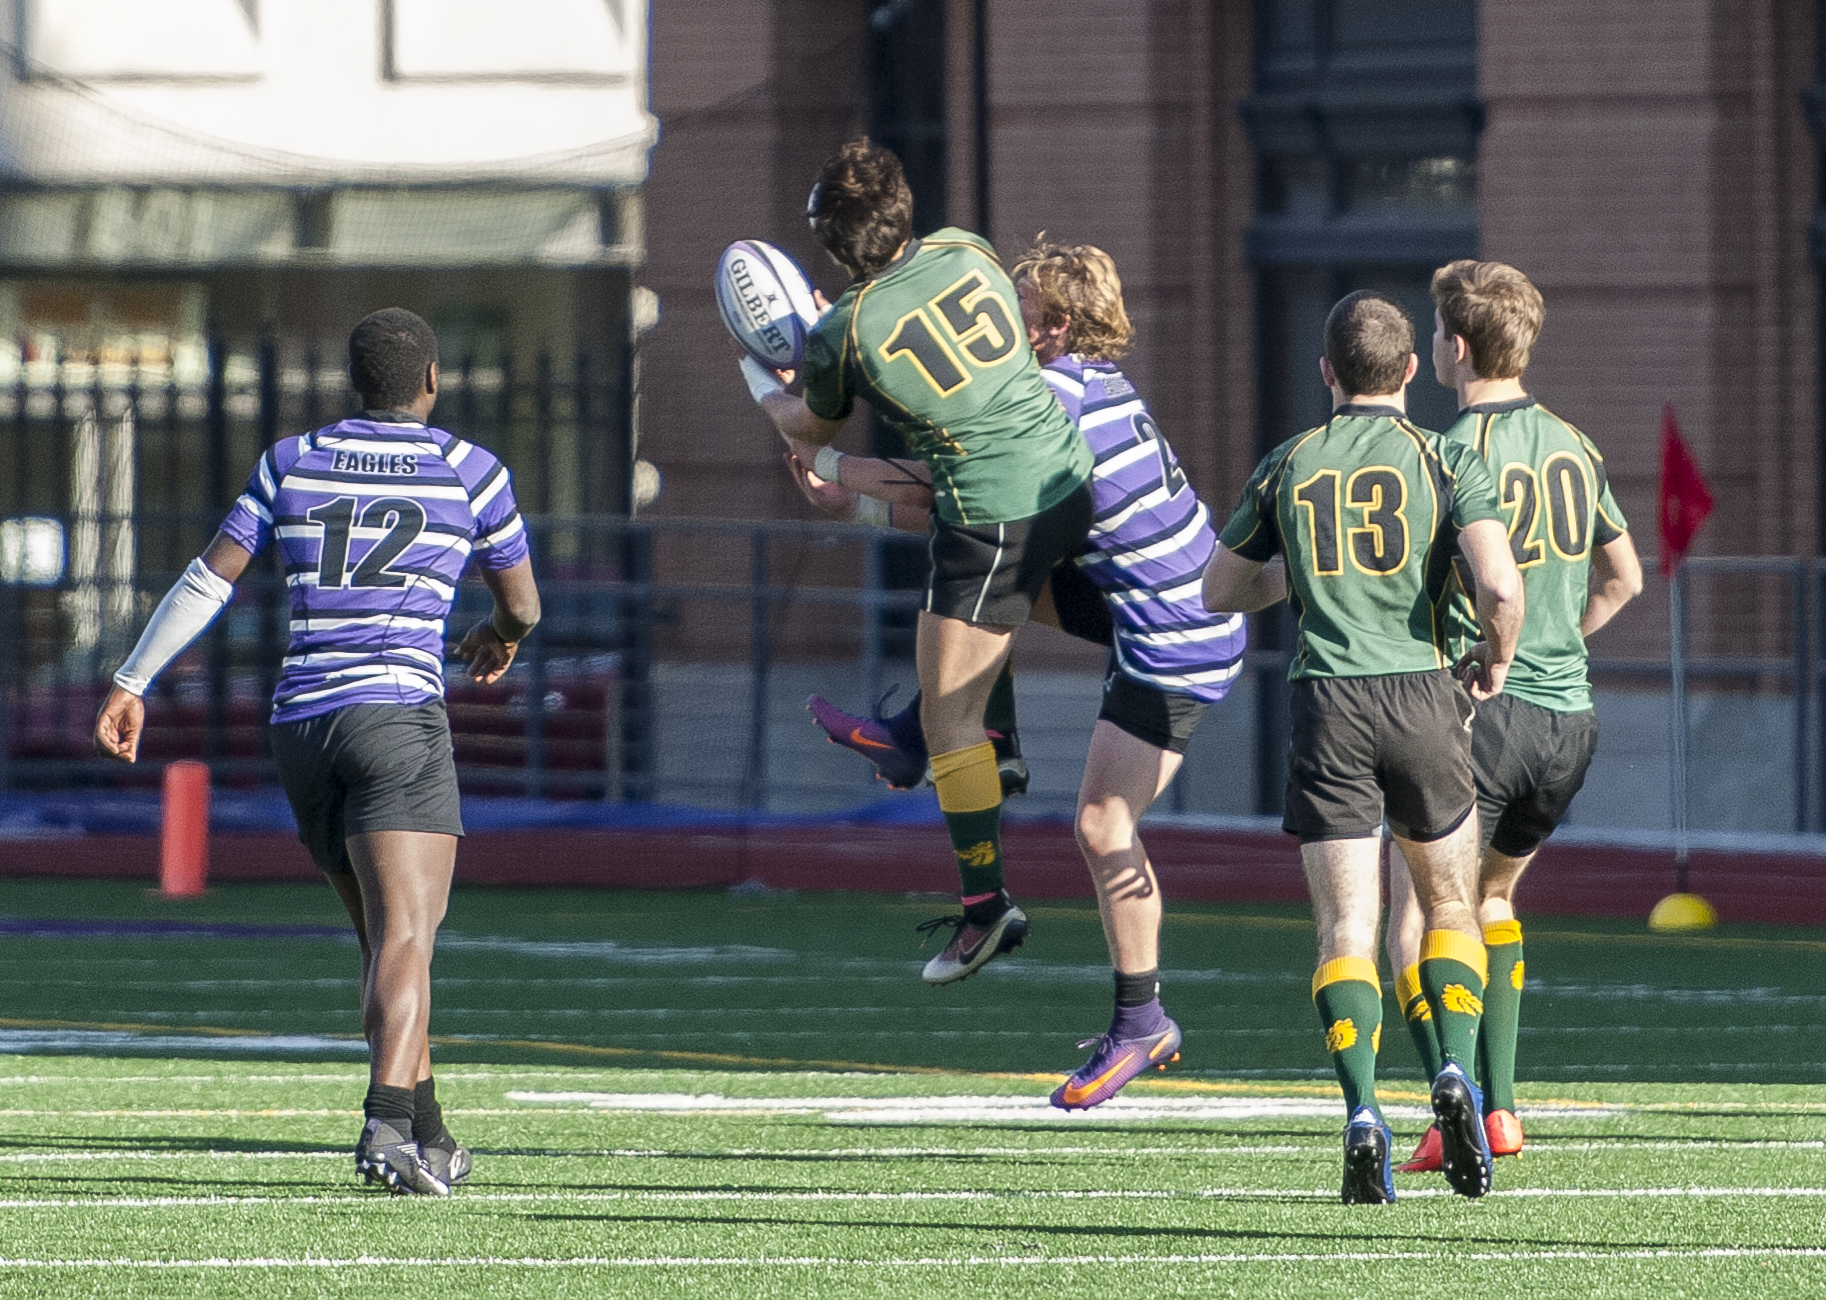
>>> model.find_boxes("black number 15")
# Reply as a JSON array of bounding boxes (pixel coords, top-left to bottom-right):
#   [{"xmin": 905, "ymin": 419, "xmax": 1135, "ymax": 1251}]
[{"xmin": 879, "ymin": 270, "xmax": 1021, "ymax": 397}]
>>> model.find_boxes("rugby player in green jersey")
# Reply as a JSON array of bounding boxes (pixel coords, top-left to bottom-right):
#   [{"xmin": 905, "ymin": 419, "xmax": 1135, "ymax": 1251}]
[
  {"xmin": 1202, "ymin": 290, "xmax": 1525, "ymax": 1203},
  {"xmin": 741, "ymin": 140, "xmax": 1094, "ymax": 985},
  {"xmin": 1389, "ymin": 260, "xmax": 1643, "ymax": 1175}
]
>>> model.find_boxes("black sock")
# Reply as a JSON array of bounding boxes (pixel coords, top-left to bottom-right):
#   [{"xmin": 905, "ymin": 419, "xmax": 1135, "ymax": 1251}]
[
  {"xmin": 984, "ymin": 660, "xmax": 1018, "ymax": 739},
  {"xmin": 412, "ymin": 1077, "xmax": 452, "ymax": 1149},
  {"xmin": 884, "ymin": 691, "xmax": 929, "ymax": 759},
  {"xmin": 363, "ymin": 1083, "xmax": 415, "ymax": 1129},
  {"xmin": 962, "ymin": 887, "xmax": 1010, "ymax": 925},
  {"xmin": 1115, "ymin": 968, "xmax": 1159, "ymax": 1007}
]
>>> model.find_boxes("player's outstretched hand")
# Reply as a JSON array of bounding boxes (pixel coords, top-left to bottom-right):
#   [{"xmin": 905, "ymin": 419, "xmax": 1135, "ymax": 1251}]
[
  {"xmin": 454, "ymin": 618, "xmax": 519, "ymax": 685},
  {"xmin": 94, "ymin": 686, "xmax": 145, "ymax": 764},
  {"xmin": 1454, "ymin": 641, "xmax": 1510, "ymax": 701},
  {"xmin": 729, "ymin": 338, "xmax": 795, "ymax": 389},
  {"xmin": 786, "ymin": 452, "xmax": 858, "ymax": 520}
]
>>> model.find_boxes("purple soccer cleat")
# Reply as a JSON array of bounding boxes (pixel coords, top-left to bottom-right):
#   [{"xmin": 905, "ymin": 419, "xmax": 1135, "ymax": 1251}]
[
  {"xmin": 1050, "ymin": 1018, "xmax": 1183, "ymax": 1111},
  {"xmin": 806, "ymin": 693, "xmax": 928, "ymax": 790}
]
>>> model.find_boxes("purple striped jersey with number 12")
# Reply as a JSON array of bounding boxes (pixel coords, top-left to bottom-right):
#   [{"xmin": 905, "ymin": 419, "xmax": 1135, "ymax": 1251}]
[
  {"xmin": 1043, "ymin": 355, "xmax": 1246, "ymax": 703},
  {"xmin": 217, "ymin": 415, "xmax": 529, "ymax": 725}
]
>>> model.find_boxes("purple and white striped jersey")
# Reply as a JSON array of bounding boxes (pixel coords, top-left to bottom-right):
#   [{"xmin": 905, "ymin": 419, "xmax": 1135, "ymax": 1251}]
[
  {"xmin": 1043, "ymin": 355, "xmax": 1245, "ymax": 703},
  {"xmin": 218, "ymin": 413, "xmax": 529, "ymax": 725}
]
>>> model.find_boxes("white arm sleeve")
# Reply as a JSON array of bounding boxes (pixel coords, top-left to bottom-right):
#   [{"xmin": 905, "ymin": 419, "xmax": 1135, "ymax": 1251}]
[
  {"xmin": 740, "ymin": 355, "xmax": 785, "ymax": 404},
  {"xmin": 112, "ymin": 557, "xmax": 235, "ymax": 697}
]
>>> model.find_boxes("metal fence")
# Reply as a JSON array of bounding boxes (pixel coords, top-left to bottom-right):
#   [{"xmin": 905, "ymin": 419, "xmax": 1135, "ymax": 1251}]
[{"xmin": 0, "ymin": 346, "xmax": 1817, "ymax": 825}]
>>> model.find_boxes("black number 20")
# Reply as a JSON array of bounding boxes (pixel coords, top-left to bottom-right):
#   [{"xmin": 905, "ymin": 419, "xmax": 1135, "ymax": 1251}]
[{"xmin": 307, "ymin": 496, "xmax": 427, "ymax": 588}]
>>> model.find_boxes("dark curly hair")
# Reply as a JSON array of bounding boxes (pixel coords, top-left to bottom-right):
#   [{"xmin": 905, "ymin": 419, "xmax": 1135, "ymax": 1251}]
[
  {"xmin": 348, "ymin": 307, "xmax": 438, "ymax": 409},
  {"xmin": 806, "ymin": 139, "xmax": 915, "ymax": 277}
]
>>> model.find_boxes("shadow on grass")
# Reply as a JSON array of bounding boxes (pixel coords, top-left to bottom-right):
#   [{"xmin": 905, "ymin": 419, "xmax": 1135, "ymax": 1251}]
[{"xmin": 520, "ymin": 1209, "xmax": 1682, "ymax": 1252}]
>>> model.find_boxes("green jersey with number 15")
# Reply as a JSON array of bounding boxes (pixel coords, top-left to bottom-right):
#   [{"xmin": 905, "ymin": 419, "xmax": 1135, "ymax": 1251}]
[
  {"xmin": 1441, "ymin": 397, "xmax": 1629, "ymax": 714},
  {"xmin": 1218, "ymin": 405, "xmax": 1503, "ymax": 681},
  {"xmin": 801, "ymin": 229, "xmax": 1091, "ymax": 526}
]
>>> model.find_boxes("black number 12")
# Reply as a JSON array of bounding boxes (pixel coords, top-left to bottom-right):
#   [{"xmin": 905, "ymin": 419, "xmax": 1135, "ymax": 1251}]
[{"xmin": 307, "ymin": 496, "xmax": 426, "ymax": 588}]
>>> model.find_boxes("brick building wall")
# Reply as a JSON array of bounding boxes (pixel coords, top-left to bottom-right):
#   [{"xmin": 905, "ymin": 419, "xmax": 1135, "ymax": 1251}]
[
  {"xmin": 1479, "ymin": 0, "xmax": 1818, "ymax": 659},
  {"xmin": 642, "ymin": 0, "xmax": 1257, "ymax": 529},
  {"xmin": 639, "ymin": 0, "xmax": 1818, "ymax": 663}
]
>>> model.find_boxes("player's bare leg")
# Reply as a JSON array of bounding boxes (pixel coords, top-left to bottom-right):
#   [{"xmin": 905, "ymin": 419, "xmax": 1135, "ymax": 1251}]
[
  {"xmin": 917, "ymin": 611, "xmax": 1015, "ymax": 755},
  {"xmin": 1303, "ymin": 836, "xmax": 1395, "ymax": 1203},
  {"xmin": 1076, "ymin": 721, "xmax": 1178, "ymax": 971},
  {"xmin": 1396, "ymin": 814, "xmax": 1494, "ymax": 1197},
  {"xmin": 1053, "ymin": 722, "xmax": 1183, "ymax": 1109},
  {"xmin": 329, "ymin": 869, "xmax": 457, "ymax": 1181},
  {"xmin": 915, "ymin": 611, "xmax": 1027, "ymax": 983},
  {"xmin": 346, "ymin": 830, "xmax": 456, "ymax": 1194}
]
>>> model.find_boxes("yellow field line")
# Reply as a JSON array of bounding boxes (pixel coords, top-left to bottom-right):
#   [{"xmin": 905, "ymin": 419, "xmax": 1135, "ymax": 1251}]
[
  {"xmin": 1019, "ymin": 907, "xmax": 1826, "ymax": 950},
  {"xmin": 6, "ymin": 1015, "xmax": 1825, "ymax": 1113}
]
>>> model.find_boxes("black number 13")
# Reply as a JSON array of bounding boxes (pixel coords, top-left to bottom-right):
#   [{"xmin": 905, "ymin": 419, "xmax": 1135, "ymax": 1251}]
[{"xmin": 1292, "ymin": 467, "xmax": 1409, "ymax": 577}]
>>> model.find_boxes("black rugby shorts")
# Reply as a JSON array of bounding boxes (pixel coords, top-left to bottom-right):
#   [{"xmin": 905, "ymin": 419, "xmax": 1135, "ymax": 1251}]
[
  {"xmin": 1471, "ymin": 692, "xmax": 1599, "ymax": 859},
  {"xmin": 1282, "ymin": 669, "xmax": 1475, "ymax": 844},
  {"xmin": 1098, "ymin": 662, "xmax": 1209, "ymax": 756},
  {"xmin": 925, "ymin": 482, "xmax": 1094, "ymax": 626},
  {"xmin": 269, "ymin": 701, "xmax": 464, "ymax": 875}
]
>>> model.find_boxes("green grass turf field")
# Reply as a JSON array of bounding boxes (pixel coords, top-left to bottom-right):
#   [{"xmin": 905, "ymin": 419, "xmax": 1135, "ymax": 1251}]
[{"xmin": 0, "ymin": 878, "xmax": 1821, "ymax": 1297}]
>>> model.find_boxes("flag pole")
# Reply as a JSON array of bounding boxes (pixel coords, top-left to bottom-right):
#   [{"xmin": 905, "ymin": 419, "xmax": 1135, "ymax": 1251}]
[
  {"xmin": 1649, "ymin": 402, "xmax": 1716, "ymax": 933},
  {"xmin": 1668, "ymin": 563, "xmax": 1689, "ymax": 892}
]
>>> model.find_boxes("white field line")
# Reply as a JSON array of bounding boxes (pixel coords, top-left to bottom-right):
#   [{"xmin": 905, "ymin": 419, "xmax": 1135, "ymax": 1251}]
[
  {"xmin": 0, "ymin": 1147, "xmax": 1316, "ymax": 1163},
  {"xmin": 503, "ymin": 1092, "xmax": 1454, "ymax": 1122},
  {"xmin": 3, "ymin": 1140, "xmax": 1822, "ymax": 1164},
  {"xmin": 1, "ymin": 1247, "xmax": 1825, "ymax": 1268},
  {"xmin": 2, "ymin": 1186, "xmax": 1825, "ymax": 1210}
]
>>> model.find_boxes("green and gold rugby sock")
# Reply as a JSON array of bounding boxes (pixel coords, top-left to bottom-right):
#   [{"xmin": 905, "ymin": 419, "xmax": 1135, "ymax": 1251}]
[
  {"xmin": 1396, "ymin": 962, "xmax": 1444, "ymax": 1080},
  {"xmin": 1418, "ymin": 929, "xmax": 1488, "ymax": 1072},
  {"xmin": 983, "ymin": 659, "xmax": 1018, "ymax": 737},
  {"xmin": 1312, "ymin": 957, "xmax": 1384, "ymax": 1123},
  {"xmin": 1477, "ymin": 920, "xmax": 1524, "ymax": 1113},
  {"xmin": 930, "ymin": 741, "xmax": 1004, "ymax": 898}
]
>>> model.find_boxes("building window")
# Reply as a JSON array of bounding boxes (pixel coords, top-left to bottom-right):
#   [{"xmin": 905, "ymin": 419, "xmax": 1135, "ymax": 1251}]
[
  {"xmin": 1243, "ymin": 0, "xmax": 1482, "ymax": 445},
  {"xmin": 1807, "ymin": 2, "xmax": 1826, "ymax": 552},
  {"xmin": 1240, "ymin": 0, "xmax": 1481, "ymax": 813}
]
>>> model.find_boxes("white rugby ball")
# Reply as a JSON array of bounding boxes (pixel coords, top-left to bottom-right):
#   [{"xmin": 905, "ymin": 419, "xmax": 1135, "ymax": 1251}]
[{"xmin": 715, "ymin": 240, "xmax": 821, "ymax": 369}]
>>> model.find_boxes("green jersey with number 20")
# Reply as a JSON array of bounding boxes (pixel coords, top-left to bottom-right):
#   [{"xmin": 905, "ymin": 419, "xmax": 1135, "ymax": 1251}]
[
  {"xmin": 1441, "ymin": 398, "xmax": 1629, "ymax": 714},
  {"xmin": 801, "ymin": 229, "xmax": 1091, "ymax": 526},
  {"xmin": 1219, "ymin": 405, "xmax": 1503, "ymax": 681}
]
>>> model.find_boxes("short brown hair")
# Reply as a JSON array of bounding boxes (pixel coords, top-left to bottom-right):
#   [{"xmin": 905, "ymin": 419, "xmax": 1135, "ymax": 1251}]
[
  {"xmin": 1323, "ymin": 291, "xmax": 1414, "ymax": 397},
  {"xmin": 1010, "ymin": 238, "xmax": 1133, "ymax": 360},
  {"xmin": 1430, "ymin": 259, "xmax": 1544, "ymax": 379},
  {"xmin": 806, "ymin": 139, "xmax": 915, "ymax": 277}
]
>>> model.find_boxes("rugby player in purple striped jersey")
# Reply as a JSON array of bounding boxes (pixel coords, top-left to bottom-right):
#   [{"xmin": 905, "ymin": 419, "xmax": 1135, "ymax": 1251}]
[
  {"xmin": 788, "ymin": 241, "xmax": 1256, "ymax": 1108},
  {"xmin": 94, "ymin": 308, "xmax": 541, "ymax": 1195}
]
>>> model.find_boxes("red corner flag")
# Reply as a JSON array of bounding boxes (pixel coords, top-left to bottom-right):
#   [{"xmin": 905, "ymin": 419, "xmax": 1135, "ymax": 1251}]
[{"xmin": 1658, "ymin": 402, "xmax": 1714, "ymax": 577}]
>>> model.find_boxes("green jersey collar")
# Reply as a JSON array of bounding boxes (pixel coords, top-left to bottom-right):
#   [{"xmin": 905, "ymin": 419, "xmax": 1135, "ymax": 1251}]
[
  {"xmin": 1465, "ymin": 394, "xmax": 1536, "ymax": 414},
  {"xmin": 852, "ymin": 238, "xmax": 922, "ymax": 286},
  {"xmin": 1332, "ymin": 402, "xmax": 1405, "ymax": 419}
]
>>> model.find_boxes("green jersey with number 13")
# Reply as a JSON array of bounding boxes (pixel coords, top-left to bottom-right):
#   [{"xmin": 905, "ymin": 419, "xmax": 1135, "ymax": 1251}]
[
  {"xmin": 1218, "ymin": 405, "xmax": 1502, "ymax": 681},
  {"xmin": 801, "ymin": 229, "xmax": 1091, "ymax": 526}
]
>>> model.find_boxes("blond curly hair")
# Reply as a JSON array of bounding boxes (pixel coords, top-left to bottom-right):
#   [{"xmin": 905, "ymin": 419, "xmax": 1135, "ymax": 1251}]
[{"xmin": 1010, "ymin": 237, "xmax": 1133, "ymax": 360}]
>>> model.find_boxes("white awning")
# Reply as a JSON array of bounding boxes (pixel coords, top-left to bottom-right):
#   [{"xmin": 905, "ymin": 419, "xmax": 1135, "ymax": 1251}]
[{"xmin": 0, "ymin": 0, "xmax": 656, "ymax": 188}]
